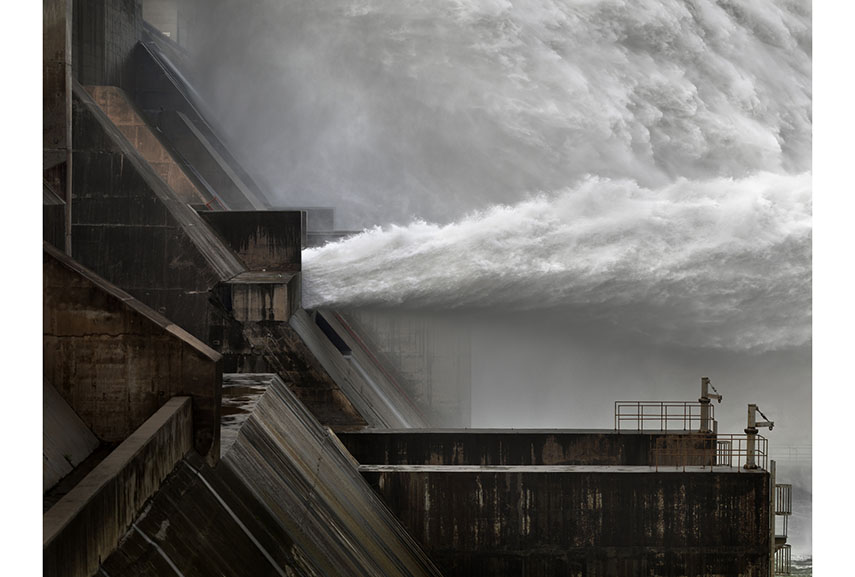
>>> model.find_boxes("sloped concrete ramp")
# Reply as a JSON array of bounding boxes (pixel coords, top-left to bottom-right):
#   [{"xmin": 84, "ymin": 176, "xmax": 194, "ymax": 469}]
[{"xmin": 101, "ymin": 373, "xmax": 443, "ymax": 576}]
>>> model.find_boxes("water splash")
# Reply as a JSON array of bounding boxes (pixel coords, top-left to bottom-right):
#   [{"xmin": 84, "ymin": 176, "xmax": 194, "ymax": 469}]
[
  {"xmin": 189, "ymin": 0, "xmax": 812, "ymax": 350},
  {"xmin": 305, "ymin": 172, "xmax": 810, "ymax": 351}
]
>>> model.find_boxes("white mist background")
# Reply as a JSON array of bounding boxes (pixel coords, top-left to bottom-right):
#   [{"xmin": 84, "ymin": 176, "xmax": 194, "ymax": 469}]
[{"xmin": 185, "ymin": 0, "xmax": 812, "ymax": 557}]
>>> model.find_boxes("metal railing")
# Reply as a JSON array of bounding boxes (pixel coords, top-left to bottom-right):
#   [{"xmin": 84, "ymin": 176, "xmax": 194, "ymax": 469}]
[
  {"xmin": 775, "ymin": 514, "xmax": 789, "ymax": 543},
  {"xmin": 774, "ymin": 544, "xmax": 791, "ymax": 575},
  {"xmin": 614, "ymin": 401, "xmax": 715, "ymax": 432},
  {"xmin": 652, "ymin": 434, "xmax": 768, "ymax": 471},
  {"xmin": 775, "ymin": 484, "xmax": 792, "ymax": 515}
]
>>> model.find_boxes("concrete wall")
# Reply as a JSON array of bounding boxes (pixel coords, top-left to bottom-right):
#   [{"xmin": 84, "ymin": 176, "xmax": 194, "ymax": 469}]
[
  {"xmin": 361, "ymin": 467, "xmax": 771, "ymax": 577},
  {"xmin": 43, "ymin": 382, "xmax": 101, "ymax": 493},
  {"xmin": 71, "ymin": 82, "xmax": 245, "ymax": 340},
  {"xmin": 44, "ymin": 243, "xmax": 222, "ymax": 461},
  {"xmin": 200, "ymin": 211, "xmax": 302, "ymax": 272},
  {"xmin": 207, "ymin": 313, "xmax": 367, "ymax": 431},
  {"xmin": 291, "ymin": 309, "xmax": 413, "ymax": 428},
  {"xmin": 133, "ymin": 42, "xmax": 270, "ymax": 209},
  {"xmin": 340, "ymin": 430, "xmax": 715, "ymax": 467},
  {"xmin": 86, "ymin": 84, "xmax": 210, "ymax": 206},
  {"xmin": 43, "ymin": 396, "xmax": 193, "ymax": 577},
  {"xmin": 44, "ymin": 0, "xmax": 71, "ymax": 157},
  {"xmin": 44, "ymin": 0, "xmax": 72, "ymax": 252},
  {"xmin": 72, "ymin": 0, "xmax": 142, "ymax": 90},
  {"xmin": 336, "ymin": 310, "xmax": 472, "ymax": 427},
  {"xmin": 43, "ymin": 182, "xmax": 66, "ymax": 250},
  {"xmin": 219, "ymin": 272, "xmax": 301, "ymax": 323},
  {"xmin": 310, "ymin": 310, "xmax": 430, "ymax": 428}
]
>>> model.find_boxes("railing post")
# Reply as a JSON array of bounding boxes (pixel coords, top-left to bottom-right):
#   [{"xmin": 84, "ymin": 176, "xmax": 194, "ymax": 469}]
[
  {"xmin": 745, "ymin": 404, "xmax": 758, "ymax": 469},
  {"xmin": 699, "ymin": 376, "xmax": 720, "ymax": 433},
  {"xmin": 770, "ymin": 460, "xmax": 776, "ymax": 577}
]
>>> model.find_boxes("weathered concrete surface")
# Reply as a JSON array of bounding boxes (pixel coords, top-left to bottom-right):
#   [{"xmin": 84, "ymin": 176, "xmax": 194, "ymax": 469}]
[
  {"xmin": 43, "ymin": 181, "xmax": 66, "ymax": 250},
  {"xmin": 101, "ymin": 455, "xmax": 317, "ymax": 576},
  {"xmin": 44, "ymin": 0, "xmax": 72, "ymax": 252},
  {"xmin": 71, "ymin": 80, "xmax": 245, "ymax": 340},
  {"xmin": 208, "ymin": 313, "xmax": 367, "ymax": 431},
  {"xmin": 43, "ymin": 382, "xmax": 100, "ymax": 494},
  {"xmin": 44, "ymin": 396, "xmax": 193, "ymax": 577},
  {"xmin": 292, "ymin": 308, "xmax": 396, "ymax": 428},
  {"xmin": 220, "ymin": 374, "xmax": 269, "ymax": 455},
  {"xmin": 133, "ymin": 38, "xmax": 270, "ymax": 209},
  {"xmin": 339, "ymin": 429, "xmax": 715, "ymax": 467},
  {"xmin": 200, "ymin": 211, "xmax": 302, "ymax": 272},
  {"xmin": 291, "ymin": 309, "xmax": 427, "ymax": 428},
  {"xmin": 72, "ymin": 0, "xmax": 142, "ymax": 90},
  {"xmin": 44, "ymin": 0, "xmax": 71, "ymax": 156},
  {"xmin": 220, "ymin": 272, "xmax": 301, "ymax": 323},
  {"xmin": 311, "ymin": 310, "xmax": 430, "ymax": 427},
  {"xmin": 44, "ymin": 243, "xmax": 222, "ymax": 461},
  {"xmin": 85, "ymin": 84, "xmax": 212, "ymax": 206},
  {"xmin": 361, "ymin": 467, "xmax": 770, "ymax": 577},
  {"xmin": 340, "ymin": 309, "xmax": 472, "ymax": 427},
  {"xmin": 101, "ymin": 374, "xmax": 443, "ymax": 577}
]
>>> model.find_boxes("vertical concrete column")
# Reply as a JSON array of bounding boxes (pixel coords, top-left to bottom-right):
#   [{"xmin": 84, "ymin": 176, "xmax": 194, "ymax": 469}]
[
  {"xmin": 43, "ymin": 0, "xmax": 73, "ymax": 254},
  {"xmin": 770, "ymin": 459, "xmax": 777, "ymax": 577},
  {"xmin": 698, "ymin": 376, "xmax": 721, "ymax": 433},
  {"xmin": 745, "ymin": 403, "xmax": 758, "ymax": 469}
]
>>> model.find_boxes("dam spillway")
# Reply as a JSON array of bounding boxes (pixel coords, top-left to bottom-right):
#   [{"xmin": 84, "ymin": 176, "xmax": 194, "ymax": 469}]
[{"xmin": 41, "ymin": 1, "xmax": 799, "ymax": 575}]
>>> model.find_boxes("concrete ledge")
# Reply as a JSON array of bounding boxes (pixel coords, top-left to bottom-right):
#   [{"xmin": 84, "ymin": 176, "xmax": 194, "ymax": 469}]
[
  {"xmin": 218, "ymin": 272, "xmax": 301, "ymax": 322},
  {"xmin": 200, "ymin": 211, "xmax": 303, "ymax": 272},
  {"xmin": 339, "ymin": 429, "xmax": 715, "ymax": 467},
  {"xmin": 43, "ymin": 396, "xmax": 193, "ymax": 577}
]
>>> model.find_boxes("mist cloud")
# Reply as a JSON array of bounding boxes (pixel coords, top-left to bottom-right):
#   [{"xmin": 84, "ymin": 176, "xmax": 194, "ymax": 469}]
[{"xmin": 187, "ymin": 0, "xmax": 811, "ymax": 229}]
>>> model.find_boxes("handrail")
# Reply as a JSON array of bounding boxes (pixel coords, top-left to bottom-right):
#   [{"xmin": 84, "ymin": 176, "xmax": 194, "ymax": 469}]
[
  {"xmin": 652, "ymin": 433, "xmax": 768, "ymax": 471},
  {"xmin": 614, "ymin": 400, "xmax": 715, "ymax": 432},
  {"xmin": 775, "ymin": 484, "xmax": 792, "ymax": 515},
  {"xmin": 774, "ymin": 544, "xmax": 791, "ymax": 575}
]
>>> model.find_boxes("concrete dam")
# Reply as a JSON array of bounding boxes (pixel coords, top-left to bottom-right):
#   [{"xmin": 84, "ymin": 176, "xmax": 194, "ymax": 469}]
[{"xmin": 43, "ymin": 1, "xmax": 795, "ymax": 576}]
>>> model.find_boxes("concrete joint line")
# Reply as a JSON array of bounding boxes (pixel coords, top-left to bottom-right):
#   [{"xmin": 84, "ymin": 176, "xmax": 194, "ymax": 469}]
[
  {"xmin": 132, "ymin": 523, "xmax": 185, "ymax": 577},
  {"xmin": 184, "ymin": 459, "xmax": 287, "ymax": 577}
]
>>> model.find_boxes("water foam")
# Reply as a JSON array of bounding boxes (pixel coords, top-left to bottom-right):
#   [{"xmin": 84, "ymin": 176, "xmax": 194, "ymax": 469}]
[{"xmin": 304, "ymin": 171, "xmax": 810, "ymax": 351}]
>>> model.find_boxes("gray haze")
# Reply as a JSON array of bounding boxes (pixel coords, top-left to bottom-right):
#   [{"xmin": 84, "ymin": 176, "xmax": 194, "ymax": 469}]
[{"xmin": 183, "ymin": 0, "xmax": 812, "ymax": 555}]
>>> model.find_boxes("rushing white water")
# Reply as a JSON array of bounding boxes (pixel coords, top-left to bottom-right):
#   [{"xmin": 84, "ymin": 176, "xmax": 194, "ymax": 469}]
[
  {"xmin": 189, "ymin": 0, "xmax": 811, "ymax": 350},
  {"xmin": 304, "ymin": 171, "xmax": 810, "ymax": 350}
]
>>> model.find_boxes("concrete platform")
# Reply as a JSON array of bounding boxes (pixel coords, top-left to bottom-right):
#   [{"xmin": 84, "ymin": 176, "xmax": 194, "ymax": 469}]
[
  {"xmin": 339, "ymin": 428, "xmax": 718, "ymax": 467},
  {"xmin": 358, "ymin": 464, "xmax": 766, "ymax": 474}
]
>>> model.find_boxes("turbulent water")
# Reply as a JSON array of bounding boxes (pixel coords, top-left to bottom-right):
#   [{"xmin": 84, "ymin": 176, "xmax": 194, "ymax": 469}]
[
  {"xmin": 305, "ymin": 171, "xmax": 810, "ymax": 350},
  {"xmin": 189, "ymin": 0, "xmax": 813, "ymax": 351}
]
